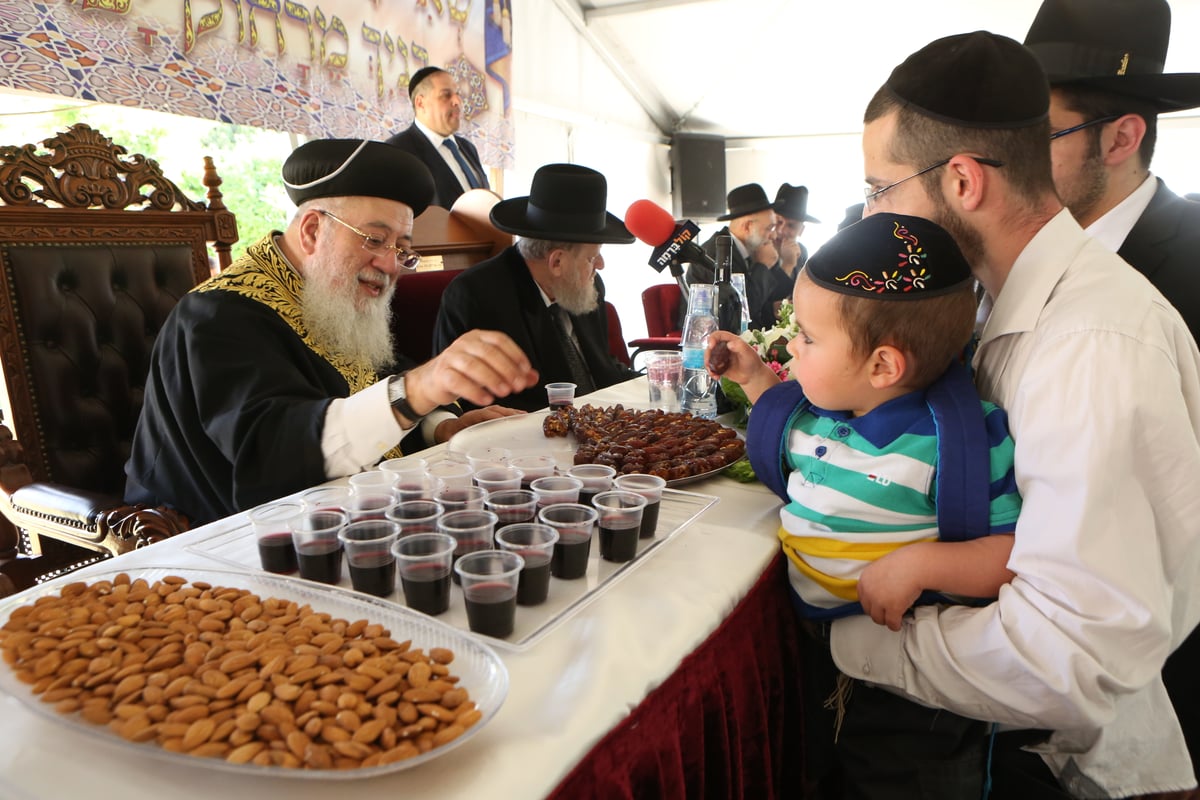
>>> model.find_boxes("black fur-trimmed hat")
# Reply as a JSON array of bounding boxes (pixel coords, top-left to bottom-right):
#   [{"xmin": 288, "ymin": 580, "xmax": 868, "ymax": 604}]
[{"xmin": 282, "ymin": 139, "xmax": 435, "ymax": 216}]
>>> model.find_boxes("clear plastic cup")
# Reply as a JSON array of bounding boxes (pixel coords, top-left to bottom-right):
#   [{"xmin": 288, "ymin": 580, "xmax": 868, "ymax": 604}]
[
  {"xmin": 530, "ymin": 475, "xmax": 583, "ymax": 508},
  {"xmin": 538, "ymin": 503, "xmax": 597, "ymax": 579},
  {"xmin": 385, "ymin": 499, "xmax": 444, "ymax": 536},
  {"xmin": 438, "ymin": 509, "xmax": 499, "ymax": 582},
  {"xmin": 249, "ymin": 501, "xmax": 302, "ymax": 574},
  {"xmin": 466, "ymin": 446, "xmax": 512, "ymax": 471},
  {"xmin": 614, "ymin": 473, "xmax": 667, "ymax": 539},
  {"xmin": 435, "ymin": 484, "xmax": 488, "ymax": 513},
  {"xmin": 289, "ymin": 508, "xmax": 348, "ymax": 584},
  {"xmin": 454, "ymin": 549, "xmax": 524, "ymax": 638},
  {"xmin": 379, "ymin": 456, "xmax": 428, "ymax": 481},
  {"xmin": 338, "ymin": 519, "xmax": 400, "ymax": 597},
  {"xmin": 545, "ymin": 382, "xmax": 577, "ymax": 408},
  {"xmin": 428, "ymin": 460, "xmax": 475, "ymax": 490},
  {"xmin": 567, "ymin": 464, "xmax": 616, "ymax": 508},
  {"xmin": 591, "ymin": 490, "xmax": 647, "ymax": 563},
  {"xmin": 645, "ymin": 350, "xmax": 684, "ymax": 412},
  {"xmin": 345, "ymin": 492, "xmax": 396, "ymax": 523},
  {"xmin": 484, "ymin": 488, "xmax": 538, "ymax": 527},
  {"xmin": 473, "ymin": 465, "xmax": 524, "ymax": 495},
  {"xmin": 299, "ymin": 485, "xmax": 352, "ymax": 513},
  {"xmin": 495, "ymin": 523, "xmax": 559, "ymax": 606},
  {"xmin": 348, "ymin": 470, "xmax": 397, "ymax": 498},
  {"xmin": 510, "ymin": 454, "xmax": 557, "ymax": 487},
  {"xmin": 392, "ymin": 532, "xmax": 456, "ymax": 616},
  {"xmin": 392, "ymin": 473, "xmax": 444, "ymax": 503}
]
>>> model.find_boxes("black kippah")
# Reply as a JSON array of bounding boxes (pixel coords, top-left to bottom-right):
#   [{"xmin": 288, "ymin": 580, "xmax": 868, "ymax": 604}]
[
  {"xmin": 282, "ymin": 139, "xmax": 435, "ymax": 216},
  {"xmin": 804, "ymin": 214, "xmax": 973, "ymax": 300},
  {"xmin": 885, "ymin": 31, "xmax": 1049, "ymax": 128},
  {"xmin": 408, "ymin": 66, "xmax": 445, "ymax": 97}
]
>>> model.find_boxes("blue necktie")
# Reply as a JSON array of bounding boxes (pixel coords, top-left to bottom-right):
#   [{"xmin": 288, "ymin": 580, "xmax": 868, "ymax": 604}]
[{"xmin": 443, "ymin": 138, "xmax": 482, "ymax": 190}]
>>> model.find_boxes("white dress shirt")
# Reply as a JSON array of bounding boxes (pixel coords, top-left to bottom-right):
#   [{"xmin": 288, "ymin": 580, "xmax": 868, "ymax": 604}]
[
  {"xmin": 1085, "ymin": 172, "xmax": 1158, "ymax": 252},
  {"xmin": 414, "ymin": 118, "xmax": 475, "ymax": 193},
  {"xmin": 831, "ymin": 210, "xmax": 1200, "ymax": 796}
]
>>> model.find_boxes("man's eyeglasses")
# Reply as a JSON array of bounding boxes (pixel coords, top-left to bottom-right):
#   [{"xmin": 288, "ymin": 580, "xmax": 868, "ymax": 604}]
[
  {"xmin": 318, "ymin": 209, "xmax": 421, "ymax": 270},
  {"xmin": 1049, "ymin": 115, "xmax": 1121, "ymax": 141},
  {"xmin": 863, "ymin": 156, "xmax": 1004, "ymax": 210}
]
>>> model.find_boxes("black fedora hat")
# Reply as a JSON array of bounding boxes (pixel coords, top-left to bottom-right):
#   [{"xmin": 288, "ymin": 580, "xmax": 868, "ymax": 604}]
[
  {"xmin": 717, "ymin": 183, "xmax": 775, "ymax": 221},
  {"xmin": 774, "ymin": 183, "xmax": 820, "ymax": 224},
  {"xmin": 490, "ymin": 164, "xmax": 633, "ymax": 244},
  {"xmin": 1024, "ymin": 0, "xmax": 1200, "ymax": 112}
]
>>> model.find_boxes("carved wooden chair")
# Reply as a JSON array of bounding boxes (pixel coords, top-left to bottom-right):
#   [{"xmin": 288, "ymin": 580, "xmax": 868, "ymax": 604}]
[{"xmin": 0, "ymin": 123, "xmax": 238, "ymax": 593}]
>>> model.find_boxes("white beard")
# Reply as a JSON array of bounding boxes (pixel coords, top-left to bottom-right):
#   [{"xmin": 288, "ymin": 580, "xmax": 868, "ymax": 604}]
[
  {"xmin": 555, "ymin": 273, "xmax": 599, "ymax": 316},
  {"xmin": 301, "ymin": 254, "xmax": 396, "ymax": 372}
]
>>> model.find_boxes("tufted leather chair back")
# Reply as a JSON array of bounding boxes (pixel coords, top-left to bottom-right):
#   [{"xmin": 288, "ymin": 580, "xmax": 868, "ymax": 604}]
[{"xmin": 0, "ymin": 124, "xmax": 239, "ymax": 495}]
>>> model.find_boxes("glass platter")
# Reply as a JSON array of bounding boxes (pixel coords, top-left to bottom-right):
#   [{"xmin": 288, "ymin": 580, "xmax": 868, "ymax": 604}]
[
  {"xmin": 445, "ymin": 407, "xmax": 743, "ymax": 487},
  {"xmin": 0, "ymin": 566, "xmax": 508, "ymax": 780},
  {"xmin": 188, "ymin": 487, "xmax": 718, "ymax": 652}
]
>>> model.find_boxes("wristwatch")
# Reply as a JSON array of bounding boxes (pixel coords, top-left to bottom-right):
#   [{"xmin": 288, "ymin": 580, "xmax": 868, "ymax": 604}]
[{"xmin": 387, "ymin": 373, "xmax": 424, "ymax": 423}]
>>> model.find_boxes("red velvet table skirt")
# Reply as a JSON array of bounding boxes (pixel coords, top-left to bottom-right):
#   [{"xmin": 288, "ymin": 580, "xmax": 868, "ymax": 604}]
[{"xmin": 549, "ymin": 552, "xmax": 805, "ymax": 799}]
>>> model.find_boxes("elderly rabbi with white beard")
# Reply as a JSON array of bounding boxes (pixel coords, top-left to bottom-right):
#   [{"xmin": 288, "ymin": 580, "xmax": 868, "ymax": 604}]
[{"xmin": 125, "ymin": 138, "xmax": 536, "ymax": 526}]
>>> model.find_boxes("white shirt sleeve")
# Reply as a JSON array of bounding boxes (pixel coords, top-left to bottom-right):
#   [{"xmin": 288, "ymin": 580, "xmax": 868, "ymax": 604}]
[{"xmin": 320, "ymin": 379, "xmax": 452, "ymax": 478}]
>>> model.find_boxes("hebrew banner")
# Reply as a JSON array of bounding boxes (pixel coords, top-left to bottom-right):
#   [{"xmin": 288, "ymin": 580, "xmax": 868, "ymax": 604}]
[{"xmin": 0, "ymin": 1, "xmax": 514, "ymax": 167}]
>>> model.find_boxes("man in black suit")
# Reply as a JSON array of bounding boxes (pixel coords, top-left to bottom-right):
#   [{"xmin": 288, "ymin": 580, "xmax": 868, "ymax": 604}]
[
  {"xmin": 1025, "ymin": 0, "xmax": 1200, "ymax": 342},
  {"xmin": 685, "ymin": 183, "xmax": 779, "ymax": 330},
  {"xmin": 386, "ymin": 66, "xmax": 489, "ymax": 209},
  {"xmin": 432, "ymin": 164, "xmax": 637, "ymax": 412},
  {"xmin": 1025, "ymin": 0, "xmax": 1200, "ymax": 785}
]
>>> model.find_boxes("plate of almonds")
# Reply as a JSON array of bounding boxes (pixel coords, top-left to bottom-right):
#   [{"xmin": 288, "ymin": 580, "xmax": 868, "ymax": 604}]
[{"xmin": 0, "ymin": 566, "xmax": 508, "ymax": 778}]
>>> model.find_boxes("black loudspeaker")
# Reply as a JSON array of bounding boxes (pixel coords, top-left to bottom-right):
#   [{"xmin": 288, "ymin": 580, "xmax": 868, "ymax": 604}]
[{"xmin": 670, "ymin": 133, "xmax": 726, "ymax": 220}]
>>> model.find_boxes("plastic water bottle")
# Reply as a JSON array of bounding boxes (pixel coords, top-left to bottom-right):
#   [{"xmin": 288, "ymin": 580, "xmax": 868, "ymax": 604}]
[
  {"xmin": 680, "ymin": 283, "xmax": 718, "ymax": 419},
  {"xmin": 729, "ymin": 273, "xmax": 751, "ymax": 334}
]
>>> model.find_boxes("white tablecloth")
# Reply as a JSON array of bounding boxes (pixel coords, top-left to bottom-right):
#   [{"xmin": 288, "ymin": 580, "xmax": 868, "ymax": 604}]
[{"xmin": 0, "ymin": 379, "xmax": 784, "ymax": 800}]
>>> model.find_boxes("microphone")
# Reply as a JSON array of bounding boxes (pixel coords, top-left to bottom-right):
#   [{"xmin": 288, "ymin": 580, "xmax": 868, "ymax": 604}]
[{"xmin": 625, "ymin": 200, "xmax": 718, "ymax": 276}]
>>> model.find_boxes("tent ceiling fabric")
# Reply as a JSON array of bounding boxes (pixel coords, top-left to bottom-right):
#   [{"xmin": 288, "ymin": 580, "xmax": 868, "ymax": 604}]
[{"xmin": 573, "ymin": 0, "xmax": 1200, "ymax": 139}]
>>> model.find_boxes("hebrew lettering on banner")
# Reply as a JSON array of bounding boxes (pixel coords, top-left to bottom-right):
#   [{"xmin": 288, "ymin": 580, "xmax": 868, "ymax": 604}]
[{"xmin": 0, "ymin": 0, "xmax": 513, "ymax": 168}]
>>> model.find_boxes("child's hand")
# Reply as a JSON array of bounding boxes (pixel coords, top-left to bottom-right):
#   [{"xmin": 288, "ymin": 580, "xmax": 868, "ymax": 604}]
[
  {"xmin": 706, "ymin": 332, "xmax": 762, "ymax": 382},
  {"xmin": 857, "ymin": 549, "xmax": 925, "ymax": 631}
]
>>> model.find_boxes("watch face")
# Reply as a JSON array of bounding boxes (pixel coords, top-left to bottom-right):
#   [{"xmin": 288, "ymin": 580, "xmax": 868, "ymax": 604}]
[{"xmin": 389, "ymin": 375, "xmax": 405, "ymax": 404}]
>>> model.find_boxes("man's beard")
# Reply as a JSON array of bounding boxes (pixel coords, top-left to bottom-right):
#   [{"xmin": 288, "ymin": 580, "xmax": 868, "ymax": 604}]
[
  {"xmin": 1059, "ymin": 151, "xmax": 1108, "ymax": 225},
  {"xmin": 931, "ymin": 189, "xmax": 986, "ymax": 269},
  {"xmin": 301, "ymin": 255, "xmax": 396, "ymax": 372},
  {"xmin": 556, "ymin": 272, "xmax": 599, "ymax": 316}
]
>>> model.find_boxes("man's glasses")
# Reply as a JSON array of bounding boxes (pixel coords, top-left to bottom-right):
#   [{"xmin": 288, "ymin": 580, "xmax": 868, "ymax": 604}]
[
  {"xmin": 1049, "ymin": 115, "xmax": 1121, "ymax": 141},
  {"xmin": 864, "ymin": 156, "xmax": 1004, "ymax": 210},
  {"xmin": 318, "ymin": 209, "xmax": 421, "ymax": 270}
]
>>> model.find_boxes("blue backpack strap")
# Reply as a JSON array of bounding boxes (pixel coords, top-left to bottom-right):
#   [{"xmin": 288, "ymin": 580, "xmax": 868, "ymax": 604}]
[
  {"xmin": 746, "ymin": 380, "xmax": 809, "ymax": 503},
  {"xmin": 926, "ymin": 360, "xmax": 990, "ymax": 542}
]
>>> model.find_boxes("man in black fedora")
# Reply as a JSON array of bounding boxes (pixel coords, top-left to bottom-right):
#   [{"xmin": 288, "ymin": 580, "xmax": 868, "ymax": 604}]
[
  {"xmin": 1025, "ymin": 0, "xmax": 1200, "ymax": 341},
  {"xmin": 763, "ymin": 183, "xmax": 820, "ymax": 301},
  {"xmin": 686, "ymin": 183, "xmax": 779, "ymax": 330},
  {"xmin": 386, "ymin": 66, "xmax": 490, "ymax": 210},
  {"xmin": 432, "ymin": 163, "xmax": 637, "ymax": 412}
]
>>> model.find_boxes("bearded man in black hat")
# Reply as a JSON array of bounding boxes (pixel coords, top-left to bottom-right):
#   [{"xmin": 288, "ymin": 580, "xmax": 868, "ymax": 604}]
[
  {"xmin": 761, "ymin": 183, "xmax": 820, "ymax": 303},
  {"xmin": 431, "ymin": 163, "xmax": 637, "ymax": 412},
  {"xmin": 386, "ymin": 66, "xmax": 490, "ymax": 209},
  {"xmin": 686, "ymin": 183, "xmax": 780, "ymax": 330},
  {"xmin": 818, "ymin": 31, "xmax": 1200, "ymax": 799},
  {"xmin": 1025, "ymin": 0, "xmax": 1200, "ymax": 342},
  {"xmin": 125, "ymin": 139, "xmax": 535, "ymax": 526}
]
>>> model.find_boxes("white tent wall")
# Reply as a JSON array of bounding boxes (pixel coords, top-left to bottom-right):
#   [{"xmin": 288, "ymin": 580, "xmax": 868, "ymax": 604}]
[{"xmin": 508, "ymin": 0, "xmax": 672, "ymax": 345}]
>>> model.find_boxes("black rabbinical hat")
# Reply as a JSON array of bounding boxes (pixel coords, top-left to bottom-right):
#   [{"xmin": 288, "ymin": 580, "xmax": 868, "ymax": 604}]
[
  {"xmin": 490, "ymin": 163, "xmax": 633, "ymax": 244},
  {"xmin": 885, "ymin": 31, "xmax": 1050, "ymax": 128},
  {"xmin": 282, "ymin": 139, "xmax": 435, "ymax": 216},
  {"xmin": 773, "ymin": 183, "xmax": 820, "ymax": 224},
  {"xmin": 804, "ymin": 213, "xmax": 973, "ymax": 300},
  {"xmin": 717, "ymin": 183, "xmax": 775, "ymax": 221},
  {"xmin": 1024, "ymin": 0, "xmax": 1200, "ymax": 112}
]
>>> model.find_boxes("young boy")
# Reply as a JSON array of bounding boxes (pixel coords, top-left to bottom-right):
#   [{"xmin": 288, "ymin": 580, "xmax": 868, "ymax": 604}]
[{"xmin": 708, "ymin": 212, "xmax": 1020, "ymax": 797}]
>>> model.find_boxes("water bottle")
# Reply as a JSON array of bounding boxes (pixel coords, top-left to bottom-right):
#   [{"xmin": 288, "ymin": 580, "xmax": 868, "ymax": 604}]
[{"xmin": 680, "ymin": 283, "xmax": 719, "ymax": 419}]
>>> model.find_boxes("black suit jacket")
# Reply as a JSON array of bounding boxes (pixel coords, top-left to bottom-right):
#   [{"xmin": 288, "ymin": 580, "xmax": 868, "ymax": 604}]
[
  {"xmin": 385, "ymin": 125, "xmax": 488, "ymax": 210},
  {"xmin": 683, "ymin": 227, "xmax": 777, "ymax": 330},
  {"xmin": 1117, "ymin": 179, "xmax": 1200, "ymax": 343},
  {"xmin": 431, "ymin": 246, "xmax": 636, "ymax": 411}
]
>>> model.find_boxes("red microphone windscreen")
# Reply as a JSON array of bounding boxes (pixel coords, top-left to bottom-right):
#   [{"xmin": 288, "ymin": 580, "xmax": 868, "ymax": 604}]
[{"xmin": 625, "ymin": 199, "xmax": 677, "ymax": 247}]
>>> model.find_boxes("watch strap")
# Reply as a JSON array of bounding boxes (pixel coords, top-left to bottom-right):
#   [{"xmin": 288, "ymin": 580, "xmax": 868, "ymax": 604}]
[{"xmin": 388, "ymin": 374, "xmax": 425, "ymax": 422}]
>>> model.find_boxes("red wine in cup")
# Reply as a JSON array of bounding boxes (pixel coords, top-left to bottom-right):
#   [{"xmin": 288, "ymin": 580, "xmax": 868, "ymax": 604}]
[
  {"xmin": 550, "ymin": 532, "xmax": 591, "ymax": 579},
  {"xmin": 598, "ymin": 518, "xmax": 639, "ymax": 562},
  {"xmin": 257, "ymin": 533, "xmax": 298, "ymax": 574},
  {"xmin": 348, "ymin": 551, "xmax": 395, "ymax": 596},
  {"xmin": 297, "ymin": 545, "xmax": 343, "ymax": 584},
  {"xmin": 463, "ymin": 581, "xmax": 518, "ymax": 637},
  {"xmin": 400, "ymin": 562, "xmax": 451, "ymax": 615}
]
